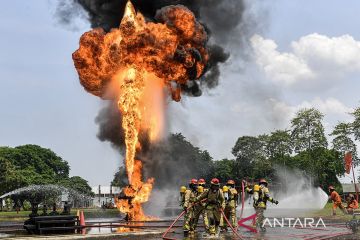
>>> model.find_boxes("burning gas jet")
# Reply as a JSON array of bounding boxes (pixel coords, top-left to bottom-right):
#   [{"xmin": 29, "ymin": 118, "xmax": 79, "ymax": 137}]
[{"xmin": 73, "ymin": 1, "xmax": 208, "ymax": 220}]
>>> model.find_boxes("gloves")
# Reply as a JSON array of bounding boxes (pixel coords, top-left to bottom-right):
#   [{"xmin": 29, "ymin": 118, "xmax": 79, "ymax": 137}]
[
  {"xmin": 183, "ymin": 207, "xmax": 188, "ymax": 213},
  {"xmin": 274, "ymin": 200, "xmax": 279, "ymax": 205}
]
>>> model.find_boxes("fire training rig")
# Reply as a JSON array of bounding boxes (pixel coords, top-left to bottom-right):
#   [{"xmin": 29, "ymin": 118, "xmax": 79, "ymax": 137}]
[{"xmin": 117, "ymin": 186, "xmax": 136, "ymax": 221}]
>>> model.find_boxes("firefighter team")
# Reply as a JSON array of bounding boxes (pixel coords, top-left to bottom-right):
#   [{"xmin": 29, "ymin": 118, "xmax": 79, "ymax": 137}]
[
  {"xmin": 178, "ymin": 180, "xmax": 359, "ymax": 236},
  {"xmin": 179, "ymin": 178, "xmax": 279, "ymax": 237},
  {"xmin": 328, "ymin": 185, "xmax": 359, "ymax": 215}
]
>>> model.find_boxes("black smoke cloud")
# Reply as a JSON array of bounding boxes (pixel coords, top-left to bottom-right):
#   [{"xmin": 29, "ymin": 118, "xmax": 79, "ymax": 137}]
[
  {"xmin": 95, "ymin": 101, "xmax": 125, "ymax": 151},
  {"xmin": 140, "ymin": 133, "xmax": 213, "ymax": 189},
  {"xmin": 57, "ymin": 0, "xmax": 251, "ymax": 187},
  {"xmin": 57, "ymin": 0, "xmax": 247, "ymax": 92},
  {"xmin": 95, "ymin": 102, "xmax": 213, "ymax": 188},
  {"xmin": 71, "ymin": 0, "xmax": 245, "ymax": 43}
]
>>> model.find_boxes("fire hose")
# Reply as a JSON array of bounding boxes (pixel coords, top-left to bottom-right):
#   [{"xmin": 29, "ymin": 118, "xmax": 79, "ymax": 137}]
[
  {"xmin": 237, "ymin": 180, "xmax": 353, "ymax": 239},
  {"xmin": 162, "ymin": 210, "xmax": 186, "ymax": 240},
  {"xmin": 238, "ymin": 179, "xmax": 258, "ymax": 233},
  {"xmin": 163, "ymin": 180, "xmax": 247, "ymax": 239},
  {"xmin": 162, "ymin": 207, "xmax": 243, "ymax": 240},
  {"xmin": 220, "ymin": 209, "xmax": 244, "ymax": 239},
  {"xmin": 162, "ymin": 199, "xmax": 207, "ymax": 240},
  {"xmin": 240, "ymin": 180, "xmax": 245, "ymax": 219}
]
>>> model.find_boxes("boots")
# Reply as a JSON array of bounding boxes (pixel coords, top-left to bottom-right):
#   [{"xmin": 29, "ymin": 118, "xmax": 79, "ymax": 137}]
[{"xmin": 183, "ymin": 230, "xmax": 189, "ymax": 237}]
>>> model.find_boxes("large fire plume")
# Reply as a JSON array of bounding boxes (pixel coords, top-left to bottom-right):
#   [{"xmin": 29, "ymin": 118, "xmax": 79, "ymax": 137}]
[{"xmin": 72, "ymin": 1, "xmax": 208, "ymax": 220}]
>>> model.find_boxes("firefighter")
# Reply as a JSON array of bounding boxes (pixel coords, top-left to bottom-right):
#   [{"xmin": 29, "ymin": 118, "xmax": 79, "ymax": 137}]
[
  {"xmin": 193, "ymin": 179, "xmax": 209, "ymax": 232},
  {"xmin": 245, "ymin": 180, "xmax": 258, "ymax": 195},
  {"xmin": 220, "ymin": 185, "xmax": 229, "ymax": 231},
  {"xmin": 328, "ymin": 186, "xmax": 347, "ymax": 215},
  {"xmin": 198, "ymin": 179, "xmax": 207, "ymax": 189},
  {"xmin": 252, "ymin": 179, "xmax": 278, "ymax": 231},
  {"xmin": 179, "ymin": 186, "xmax": 187, "ymax": 207},
  {"xmin": 346, "ymin": 194, "xmax": 359, "ymax": 214},
  {"xmin": 195, "ymin": 178, "xmax": 225, "ymax": 236},
  {"xmin": 245, "ymin": 181, "xmax": 261, "ymax": 229},
  {"xmin": 183, "ymin": 179, "xmax": 198, "ymax": 237},
  {"xmin": 221, "ymin": 180, "xmax": 238, "ymax": 231}
]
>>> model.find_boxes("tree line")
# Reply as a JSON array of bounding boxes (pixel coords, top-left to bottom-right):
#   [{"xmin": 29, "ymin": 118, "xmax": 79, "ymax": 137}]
[
  {"xmin": 214, "ymin": 106, "xmax": 360, "ymax": 191},
  {"xmin": 112, "ymin": 107, "xmax": 360, "ymax": 192},
  {"xmin": 2, "ymin": 106, "xmax": 359, "ymax": 196},
  {"xmin": 0, "ymin": 144, "xmax": 93, "ymax": 197}
]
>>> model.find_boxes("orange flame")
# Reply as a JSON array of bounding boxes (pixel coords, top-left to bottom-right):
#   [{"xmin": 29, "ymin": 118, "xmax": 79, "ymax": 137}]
[
  {"xmin": 115, "ymin": 160, "xmax": 155, "ymax": 221},
  {"xmin": 114, "ymin": 3, "xmax": 159, "ymax": 220},
  {"xmin": 72, "ymin": 0, "xmax": 208, "ymax": 220},
  {"xmin": 117, "ymin": 68, "xmax": 143, "ymax": 183}
]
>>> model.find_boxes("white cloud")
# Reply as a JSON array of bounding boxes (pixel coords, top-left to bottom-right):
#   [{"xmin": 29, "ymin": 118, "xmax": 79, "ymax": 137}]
[
  {"xmin": 251, "ymin": 34, "xmax": 314, "ymax": 85},
  {"xmin": 298, "ymin": 97, "xmax": 353, "ymax": 115},
  {"xmin": 293, "ymin": 34, "xmax": 360, "ymax": 72},
  {"xmin": 251, "ymin": 33, "xmax": 360, "ymax": 86},
  {"xmin": 169, "ymin": 35, "xmax": 357, "ymax": 161},
  {"xmin": 271, "ymin": 97, "xmax": 352, "ymax": 117},
  {"xmin": 267, "ymin": 97, "xmax": 353, "ymax": 131}
]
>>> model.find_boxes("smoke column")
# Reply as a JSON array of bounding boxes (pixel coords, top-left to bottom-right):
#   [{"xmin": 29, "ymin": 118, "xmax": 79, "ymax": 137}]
[
  {"xmin": 57, "ymin": 0, "xmax": 250, "ymax": 93},
  {"xmin": 57, "ymin": 0, "xmax": 252, "ymax": 187}
]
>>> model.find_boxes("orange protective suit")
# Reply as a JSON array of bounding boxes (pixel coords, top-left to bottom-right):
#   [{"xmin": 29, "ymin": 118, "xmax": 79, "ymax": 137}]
[
  {"xmin": 347, "ymin": 199, "xmax": 359, "ymax": 210},
  {"xmin": 330, "ymin": 191, "xmax": 346, "ymax": 214}
]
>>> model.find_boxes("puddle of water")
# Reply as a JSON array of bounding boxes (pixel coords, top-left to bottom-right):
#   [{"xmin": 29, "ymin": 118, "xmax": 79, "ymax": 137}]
[
  {"xmin": 86, "ymin": 217, "xmax": 123, "ymax": 223},
  {"xmin": 85, "ymin": 226, "xmax": 140, "ymax": 235},
  {"xmin": 163, "ymin": 225, "xmax": 352, "ymax": 240},
  {"xmin": 0, "ymin": 233, "xmax": 13, "ymax": 238}
]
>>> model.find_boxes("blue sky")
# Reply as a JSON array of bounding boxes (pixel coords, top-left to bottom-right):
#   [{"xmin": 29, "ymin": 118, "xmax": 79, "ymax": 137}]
[
  {"xmin": 0, "ymin": 1, "xmax": 119, "ymax": 185},
  {"xmin": 0, "ymin": 0, "xmax": 359, "ymax": 185}
]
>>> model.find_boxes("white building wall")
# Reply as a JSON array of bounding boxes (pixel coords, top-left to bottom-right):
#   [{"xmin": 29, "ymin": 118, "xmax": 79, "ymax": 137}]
[{"xmin": 91, "ymin": 185, "xmax": 121, "ymax": 207}]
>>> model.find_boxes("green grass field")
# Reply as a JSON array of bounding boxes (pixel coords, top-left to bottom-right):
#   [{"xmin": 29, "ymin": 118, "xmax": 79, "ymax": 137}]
[{"xmin": 311, "ymin": 202, "xmax": 355, "ymax": 221}]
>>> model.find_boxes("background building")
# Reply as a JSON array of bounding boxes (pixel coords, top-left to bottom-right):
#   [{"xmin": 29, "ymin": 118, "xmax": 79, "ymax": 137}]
[
  {"xmin": 92, "ymin": 185, "xmax": 121, "ymax": 208},
  {"xmin": 341, "ymin": 183, "xmax": 360, "ymax": 197}
]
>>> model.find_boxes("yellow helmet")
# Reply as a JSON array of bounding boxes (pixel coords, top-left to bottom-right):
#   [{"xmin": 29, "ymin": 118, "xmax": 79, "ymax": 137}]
[
  {"xmin": 253, "ymin": 184, "xmax": 260, "ymax": 192},
  {"xmin": 222, "ymin": 186, "xmax": 229, "ymax": 192},
  {"xmin": 180, "ymin": 186, "xmax": 187, "ymax": 193},
  {"xmin": 198, "ymin": 186, "xmax": 204, "ymax": 193}
]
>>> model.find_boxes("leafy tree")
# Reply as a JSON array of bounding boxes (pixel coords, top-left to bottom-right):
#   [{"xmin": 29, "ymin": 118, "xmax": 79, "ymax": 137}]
[
  {"xmin": 330, "ymin": 122, "xmax": 358, "ymax": 165},
  {"xmin": 232, "ymin": 136, "xmax": 259, "ymax": 180},
  {"xmin": 232, "ymin": 136, "xmax": 272, "ymax": 180},
  {"xmin": 266, "ymin": 130, "xmax": 292, "ymax": 158},
  {"xmin": 253, "ymin": 157, "xmax": 274, "ymax": 180},
  {"xmin": 0, "ymin": 145, "xmax": 70, "ymax": 181},
  {"xmin": 197, "ymin": 150, "xmax": 213, "ymax": 179},
  {"xmin": 111, "ymin": 166, "xmax": 128, "ymax": 187},
  {"xmin": 211, "ymin": 159, "xmax": 236, "ymax": 182},
  {"xmin": 290, "ymin": 108, "xmax": 328, "ymax": 184},
  {"xmin": 291, "ymin": 108, "xmax": 328, "ymax": 153},
  {"xmin": 290, "ymin": 148, "xmax": 344, "ymax": 188},
  {"xmin": 0, "ymin": 145, "xmax": 92, "ymax": 197},
  {"xmin": 353, "ymin": 107, "xmax": 360, "ymax": 141},
  {"xmin": 232, "ymin": 136, "xmax": 265, "ymax": 160},
  {"xmin": 0, "ymin": 157, "xmax": 53, "ymax": 196},
  {"xmin": 0, "ymin": 157, "xmax": 27, "ymax": 195},
  {"xmin": 61, "ymin": 176, "xmax": 94, "ymax": 197}
]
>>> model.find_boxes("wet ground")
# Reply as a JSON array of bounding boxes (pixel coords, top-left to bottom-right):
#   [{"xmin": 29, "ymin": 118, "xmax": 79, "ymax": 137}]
[
  {"xmin": 0, "ymin": 218, "xmax": 355, "ymax": 240},
  {"xmin": 0, "ymin": 209, "xmax": 358, "ymax": 240},
  {"xmin": 157, "ymin": 220, "xmax": 354, "ymax": 240}
]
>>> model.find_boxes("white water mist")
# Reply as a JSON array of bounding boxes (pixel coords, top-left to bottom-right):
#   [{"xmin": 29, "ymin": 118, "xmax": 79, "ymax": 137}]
[{"xmin": 240, "ymin": 166, "xmax": 328, "ymax": 217}]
